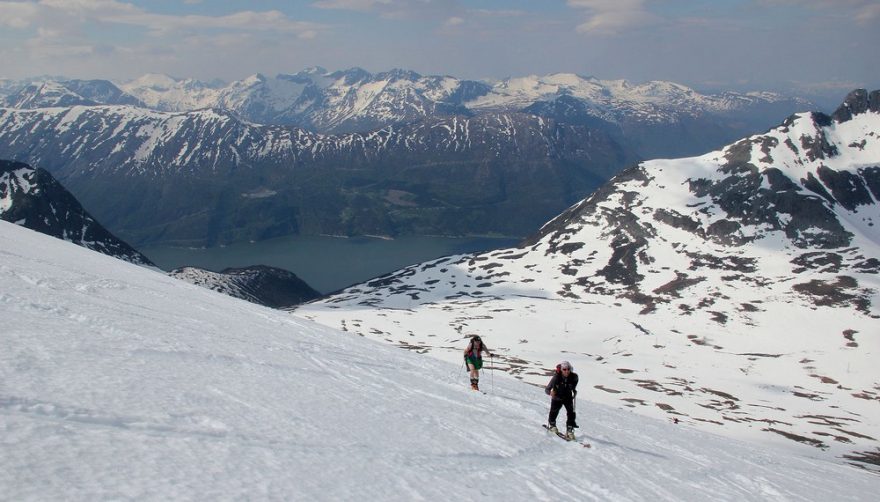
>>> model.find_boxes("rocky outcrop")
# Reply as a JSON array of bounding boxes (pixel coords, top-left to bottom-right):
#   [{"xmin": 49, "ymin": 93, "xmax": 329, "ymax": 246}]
[
  {"xmin": 831, "ymin": 88, "xmax": 880, "ymax": 122},
  {"xmin": 0, "ymin": 159, "xmax": 153, "ymax": 265},
  {"xmin": 170, "ymin": 265, "xmax": 321, "ymax": 308}
]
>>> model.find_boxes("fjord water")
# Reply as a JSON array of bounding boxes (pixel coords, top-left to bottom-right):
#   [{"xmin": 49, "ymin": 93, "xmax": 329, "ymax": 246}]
[{"xmin": 141, "ymin": 234, "xmax": 520, "ymax": 294}]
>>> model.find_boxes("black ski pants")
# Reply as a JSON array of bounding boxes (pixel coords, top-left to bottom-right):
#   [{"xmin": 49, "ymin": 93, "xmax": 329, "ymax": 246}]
[{"xmin": 548, "ymin": 397, "xmax": 577, "ymax": 428}]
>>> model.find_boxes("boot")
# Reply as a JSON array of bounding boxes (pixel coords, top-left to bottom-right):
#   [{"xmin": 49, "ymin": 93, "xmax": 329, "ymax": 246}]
[
  {"xmin": 548, "ymin": 424, "xmax": 558, "ymax": 435},
  {"xmin": 566, "ymin": 426, "xmax": 576, "ymax": 440},
  {"xmin": 470, "ymin": 378, "xmax": 479, "ymax": 391}
]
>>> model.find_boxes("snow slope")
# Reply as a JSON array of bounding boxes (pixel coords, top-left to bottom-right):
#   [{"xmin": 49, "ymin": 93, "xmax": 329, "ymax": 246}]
[
  {"xmin": 1, "ymin": 220, "xmax": 877, "ymax": 499},
  {"xmin": 297, "ymin": 94, "xmax": 880, "ymax": 470}
]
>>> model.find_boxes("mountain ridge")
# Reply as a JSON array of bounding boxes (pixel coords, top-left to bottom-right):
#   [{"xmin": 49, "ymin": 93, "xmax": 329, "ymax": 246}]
[
  {"xmin": 297, "ymin": 90, "xmax": 880, "ymax": 470},
  {"xmin": 169, "ymin": 265, "xmax": 321, "ymax": 308},
  {"xmin": 0, "ymin": 106, "xmax": 629, "ymax": 246},
  {"xmin": 0, "ymin": 159, "xmax": 153, "ymax": 265}
]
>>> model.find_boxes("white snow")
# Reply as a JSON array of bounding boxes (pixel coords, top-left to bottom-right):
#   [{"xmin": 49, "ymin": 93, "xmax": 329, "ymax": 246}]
[
  {"xmin": 110, "ymin": 69, "xmax": 803, "ymax": 129},
  {"xmin": 119, "ymin": 74, "xmax": 223, "ymax": 112},
  {"xmin": 2, "ymin": 220, "xmax": 878, "ymax": 499},
  {"xmin": 463, "ymin": 73, "xmax": 794, "ymax": 124},
  {"xmin": 297, "ymin": 109, "xmax": 880, "ymax": 471}
]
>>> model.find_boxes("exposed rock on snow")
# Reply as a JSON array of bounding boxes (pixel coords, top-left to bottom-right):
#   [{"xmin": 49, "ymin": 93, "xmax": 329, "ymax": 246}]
[
  {"xmin": 170, "ymin": 265, "xmax": 320, "ymax": 308},
  {"xmin": 297, "ymin": 90, "xmax": 880, "ymax": 471},
  {"xmin": 0, "ymin": 159, "xmax": 152, "ymax": 266}
]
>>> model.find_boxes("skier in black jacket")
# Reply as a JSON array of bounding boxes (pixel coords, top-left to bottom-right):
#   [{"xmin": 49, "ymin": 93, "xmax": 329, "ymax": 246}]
[{"xmin": 545, "ymin": 360, "xmax": 579, "ymax": 440}]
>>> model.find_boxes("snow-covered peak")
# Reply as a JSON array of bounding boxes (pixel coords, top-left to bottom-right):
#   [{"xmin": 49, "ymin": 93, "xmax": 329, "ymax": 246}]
[
  {"xmin": 3, "ymin": 81, "xmax": 93, "ymax": 108},
  {"xmin": 464, "ymin": 73, "xmax": 787, "ymax": 123},
  {"xmin": 298, "ymin": 65, "xmax": 328, "ymax": 75},
  {"xmin": 123, "ymin": 73, "xmax": 182, "ymax": 91},
  {"xmin": 1, "ymin": 79, "xmax": 144, "ymax": 109},
  {"xmin": 376, "ymin": 68, "xmax": 423, "ymax": 81},
  {"xmin": 120, "ymin": 74, "xmax": 223, "ymax": 111},
  {"xmin": 299, "ymin": 96, "xmax": 880, "ymax": 471},
  {"xmin": 241, "ymin": 73, "xmax": 267, "ymax": 86},
  {"xmin": 7, "ymin": 68, "xmax": 801, "ymax": 135}
]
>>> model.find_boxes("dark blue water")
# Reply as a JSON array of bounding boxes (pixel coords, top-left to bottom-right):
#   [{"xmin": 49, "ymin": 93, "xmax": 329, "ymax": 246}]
[{"xmin": 141, "ymin": 235, "xmax": 520, "ymax": 294}]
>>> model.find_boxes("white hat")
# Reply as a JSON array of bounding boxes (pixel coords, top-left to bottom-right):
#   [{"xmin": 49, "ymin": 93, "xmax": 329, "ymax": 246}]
[{"xmin": 560, "ymin": 361, "xmax": 572, "ymax": 370}]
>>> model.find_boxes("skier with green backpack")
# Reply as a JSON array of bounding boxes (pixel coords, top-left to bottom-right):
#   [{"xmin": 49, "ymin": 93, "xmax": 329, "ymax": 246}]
[{"xmin": 463, "ymin": 335, "xmax": 492, "ymax": 391}]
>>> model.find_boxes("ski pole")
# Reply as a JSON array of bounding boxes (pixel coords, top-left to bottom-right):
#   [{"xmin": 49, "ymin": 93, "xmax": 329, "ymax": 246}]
[{"xmin": 491, "ymin": 354, "xmax": 495, "ymax": 392}]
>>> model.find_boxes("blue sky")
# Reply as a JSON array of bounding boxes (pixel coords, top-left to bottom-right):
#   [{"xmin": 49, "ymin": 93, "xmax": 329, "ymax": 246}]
[{"xmin": 0, "ymin": 0, "xmax": 877, "ymax": 97}]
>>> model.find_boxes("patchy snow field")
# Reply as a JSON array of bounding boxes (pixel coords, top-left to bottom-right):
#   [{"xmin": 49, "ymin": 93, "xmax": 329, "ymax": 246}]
[
  {"xmin": 297, "ymin": 105, "xmax": 880, "ymax": 470},
  {"xmin": 1, "ymin": 220, "xmax": 877, "ymax": 500}
]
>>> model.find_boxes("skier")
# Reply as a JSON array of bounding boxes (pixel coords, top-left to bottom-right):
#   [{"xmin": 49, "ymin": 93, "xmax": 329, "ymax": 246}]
[
  {"xmin": 463, "ymin": 335, "xmax": 491, "ymax": 391},
  {"xmin": 545, "ymin": 360, "xmax": 579, "ymax": 440}
]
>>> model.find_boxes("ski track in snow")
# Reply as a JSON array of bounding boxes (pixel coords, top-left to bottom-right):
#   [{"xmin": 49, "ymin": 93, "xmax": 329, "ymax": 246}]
[{"xmin": 1, "ymin": 220, "xmax": 878, "ymax": 500}]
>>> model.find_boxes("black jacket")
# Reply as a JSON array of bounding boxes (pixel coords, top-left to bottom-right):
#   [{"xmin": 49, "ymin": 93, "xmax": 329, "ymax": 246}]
[{"xmin": 545, "ymin": 372, "xmax": 578, "ymax": 401}]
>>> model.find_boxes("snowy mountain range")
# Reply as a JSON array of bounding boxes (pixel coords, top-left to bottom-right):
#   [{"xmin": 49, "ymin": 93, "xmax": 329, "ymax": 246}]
[
  {"xmin": 0, "ymin": 159, "xmax": 152, "ymax": 265},
  {"xmin": 1, "ymin": 69, "xmax": 810, "ymax": 157},
  {"xmin": 0, "ymin": 68, "xmax": 816, "ymax": 247},
  {"xmin": 2, "ymin": 219, "xmax": 878, "ymax": 499},
  {"xmin": 111, "ymin": 68, "xmax": 807, "ymax": 134},
  {"xmin": 3, "ymin": 79, "xmax": 145, "ymax": 109},
  {"xmin": 297, "ymin": 89, "xmax": 880, "ymax": 471},
  {"xmin": 169, "ymin": 265, "xmax": 320, "ymax": 308},
  {"xmin": 0, "ymin": 106, "xmax": 627, "ymax": 246}
]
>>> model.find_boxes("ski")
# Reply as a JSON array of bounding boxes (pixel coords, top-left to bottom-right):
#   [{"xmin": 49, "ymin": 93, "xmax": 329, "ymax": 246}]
[{"xmin": 542, "ymin": 424, "xmax": 591, "ymax": 448}]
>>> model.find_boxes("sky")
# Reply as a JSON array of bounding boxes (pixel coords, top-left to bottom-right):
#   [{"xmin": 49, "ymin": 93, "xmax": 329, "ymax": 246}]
[{"xmin": 0, "ymin": 0, "xmax": 878, "ymax": 96}]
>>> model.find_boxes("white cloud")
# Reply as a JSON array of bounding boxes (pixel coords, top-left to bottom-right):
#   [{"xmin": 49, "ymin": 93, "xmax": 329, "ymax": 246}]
[
  {"xmin": 469, "ymin": 9, "xmax": 525, "ymax": 18},
  {"xmin": 26, "ymin": 0, "xmax": 325, "ymax": 38},
  {"xmin": 312, "ymin": 0, "xmax": 460, "ymax": 22},
  {"xmin": 855, "ymin": 3, "xmax": 880, "ymax": 23},
  {"xmin": 312, "ymin": 0, "xmax": 393, "ymax": 10},
  {"xmin": 567, "ymin": 0, "xmax": 659, "ymax": 35},
  {"xmin": 756, "ymin": 0, "xmax": 880, "ymax": 24},
  {"xmin": 0, "ymin": 1, "xmax": 40, "ymax": 28},
  {"xmin": 0, "ymin": 0, "xmax": 329, "ymax": 79}
]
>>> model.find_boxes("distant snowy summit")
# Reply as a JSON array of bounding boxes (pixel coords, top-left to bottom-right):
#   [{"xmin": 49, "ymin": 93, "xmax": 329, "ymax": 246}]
[
  {"xmin": 3, "ymin": 79, "xmax": 145, "ymax": 109},
  {"xmin": 1, "ymin": 68, "xmax": 809, "ymax": 135},
  {"xmin": 170, "ymin": 265, "xmax": 321, "ymax": 308},
  {"xmin": 299, "ymin": 89, "xmax": 880, "ymax": 470},
  {"xmin": 0, "ymin": 68, "xmax": 819, "ymax": 247},
  {"xmin": 114, "ymin": 68, "xmax": 809, "ymax": 133},
  {"xmin": 0, "ymin": 159, "xmax": 153, "ymax": 266}
]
